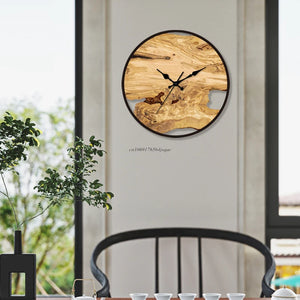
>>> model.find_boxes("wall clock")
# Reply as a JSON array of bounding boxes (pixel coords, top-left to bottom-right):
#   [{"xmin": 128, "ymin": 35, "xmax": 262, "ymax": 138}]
[{"xmin": 122, "ymin": 30, "xmax": 229, "ymax": 138}]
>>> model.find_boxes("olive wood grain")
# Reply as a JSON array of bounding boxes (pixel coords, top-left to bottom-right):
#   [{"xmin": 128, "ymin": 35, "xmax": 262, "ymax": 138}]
[{"xmin": 123, "ymin": 33, "xmax": 228, "ymax": 134}]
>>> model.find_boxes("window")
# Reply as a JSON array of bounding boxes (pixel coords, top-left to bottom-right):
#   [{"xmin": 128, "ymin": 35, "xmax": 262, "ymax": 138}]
[
  {"xmin": 0, "ymin": 0, "xmax": 81, "ymax": 295},
  {"xmin": 266, "ymin": 0, "xmax": 300, "ymax": 291},
  {"xmin": 278, "ymin": 0, "xmax": 300, "ymax": 217}
]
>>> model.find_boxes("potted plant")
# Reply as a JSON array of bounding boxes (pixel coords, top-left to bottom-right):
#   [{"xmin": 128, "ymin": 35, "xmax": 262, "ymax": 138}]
[{"xmin": 0, "ymin": 112, "xmax": 113, "ymax": 300}]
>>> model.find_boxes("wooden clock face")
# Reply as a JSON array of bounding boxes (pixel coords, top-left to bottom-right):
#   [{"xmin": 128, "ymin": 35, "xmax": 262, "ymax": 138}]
[{"xmin": 122, "ymin": 30, "xmax": 229, "ymax": 137}]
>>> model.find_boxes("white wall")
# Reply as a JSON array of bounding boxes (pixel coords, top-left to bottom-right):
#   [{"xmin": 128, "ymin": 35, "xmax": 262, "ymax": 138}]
[
  {"xmin": 82, "ymin": 0, "xmax": 265, "ymax": 297},
  {"xmin": 243, "ymin": 0, "xmax": 266, "ymax": 295},
  {"xmin": 82, "ymin": 0, "xmax": 107, "ymax": 293},
  {"xmin": 106, "ymin": 0, "xmax": 239, "ymax": 296}
]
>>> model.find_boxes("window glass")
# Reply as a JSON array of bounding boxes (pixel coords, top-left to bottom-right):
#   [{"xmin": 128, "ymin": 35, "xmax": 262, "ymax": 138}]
[
  {"xmin": 278, "ymin": 0, "xmax": 300, "ymax": 216},
  {"xmin": 0, "ymin": 0, "xmax": 75, "ymax": 295},
  {"xmin": 271, "ymin": 239, "xmax": 300, "ymax": 293}
]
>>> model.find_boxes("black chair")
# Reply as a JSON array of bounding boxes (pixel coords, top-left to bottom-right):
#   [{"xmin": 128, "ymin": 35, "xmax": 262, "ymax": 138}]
[{"xmin": 90, "ymin": 228, "xmax": 275, "ymax": 298}]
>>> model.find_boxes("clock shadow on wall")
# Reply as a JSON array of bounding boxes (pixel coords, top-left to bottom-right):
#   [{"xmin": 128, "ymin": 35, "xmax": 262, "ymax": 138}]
[{"xmin": 122, "ymin": 30, "xmax": 230, "ymax": 138}]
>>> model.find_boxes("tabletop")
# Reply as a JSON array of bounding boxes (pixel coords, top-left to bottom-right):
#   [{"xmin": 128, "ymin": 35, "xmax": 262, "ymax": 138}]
[
  {"xmin": 36, "ymin": 297, "xmax": 269, "ymax": 300},
  {"xmin": 99, "ymin": 298, "xmax": 268, "ymax": 300}
]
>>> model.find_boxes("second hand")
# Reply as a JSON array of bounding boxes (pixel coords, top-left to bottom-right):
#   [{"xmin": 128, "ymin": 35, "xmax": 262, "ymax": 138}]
[{"xmin": 156, "ymin": 71, "xmax": 184, "ymax": 114}]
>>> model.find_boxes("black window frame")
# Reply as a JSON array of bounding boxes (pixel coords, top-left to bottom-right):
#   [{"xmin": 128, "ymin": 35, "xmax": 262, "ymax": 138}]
[
  {"xmin": 75, "ymin": 0, "xmax": 83, "ymax": 295},
  {"xmin": 265, "ymin": 0, "xmax": 300, "ymax": 245}
]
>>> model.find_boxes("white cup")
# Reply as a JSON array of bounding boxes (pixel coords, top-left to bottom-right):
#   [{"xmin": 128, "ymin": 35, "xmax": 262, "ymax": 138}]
[
  {"xmin": 203, "ymin": 293, "xmax": 221, "ymax": 300},
  {"xmin": 130, "ymin": 293, "xmax": 148, "ymax": 300},
  {"xmin": 154, "ymin": 293, "xmax": 172, "ymax": 300},
  {"xmin": 74, "ymin": 297, "xmax": 95, "ymax": 300},
  {"xmin": 178, "ymin": 293, "xmax": 197, "ymax": 300},
  {"xmin": 227, "ymin": 293, "xmax": 245, "ymax": 300}
]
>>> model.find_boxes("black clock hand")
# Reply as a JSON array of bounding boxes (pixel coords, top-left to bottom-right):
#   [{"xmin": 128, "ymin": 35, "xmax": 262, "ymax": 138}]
[
  {"xmin": 177, "ymin": 67, "xmax": 206, "ymax": 84},
  {"xmin": 168, "ymin": 67, "xmax": 206, "ymax": 88},
  {"xmin": 157, "ymin": 69, "xmax": 184, "ymax": 91},
  {"xmin": 156, "ymin": 71, "xmax": 184, "ymax": 114},
  {"xmin": 157, "ymin": 69, "xmax": 174, "ymax": 82}
]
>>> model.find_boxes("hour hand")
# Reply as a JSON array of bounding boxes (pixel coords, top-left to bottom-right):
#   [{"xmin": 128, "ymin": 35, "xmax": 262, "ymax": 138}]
[{"xmin": 157, "ymin": 69, "xmax": 174, "ymax": 82}]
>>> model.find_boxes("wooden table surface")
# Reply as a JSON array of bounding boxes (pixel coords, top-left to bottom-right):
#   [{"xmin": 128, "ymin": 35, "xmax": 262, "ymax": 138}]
[
  {"xmin": 38, "ymin": 297, "xmax": 268, "ymax": 300},
  {"xmin": 100, "ymin": 298, "xmax": 267, "ymax": 300}
]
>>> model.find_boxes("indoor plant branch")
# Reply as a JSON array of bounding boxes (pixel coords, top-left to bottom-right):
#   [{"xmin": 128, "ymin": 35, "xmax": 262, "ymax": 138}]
[
  {"xmin": 17, "ymin": 203, "xmax": 53, "ymax": 228},
  {"xmin": 1, "ymin": 112, "xmax": 113, "ymax": 233}
]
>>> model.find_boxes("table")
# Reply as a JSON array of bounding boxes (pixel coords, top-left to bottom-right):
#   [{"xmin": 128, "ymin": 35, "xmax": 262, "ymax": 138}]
[
  {"xmin": 100, "ymin": 298, "xmax": 267, "ymax": 300},
  {"xmin": 37, "ymin": 297, "xmax": 268, "ymax": 300}
]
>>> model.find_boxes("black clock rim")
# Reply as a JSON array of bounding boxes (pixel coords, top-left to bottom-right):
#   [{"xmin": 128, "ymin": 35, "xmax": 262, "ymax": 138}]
[{"xmin": 121, "ymin": 29, "xmax": 230, "ymax": 138}]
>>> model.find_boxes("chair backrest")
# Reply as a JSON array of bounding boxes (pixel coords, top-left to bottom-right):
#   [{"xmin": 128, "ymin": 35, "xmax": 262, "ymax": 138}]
[{"xmin": 90, "ymin": 227, "xmax": 275, "ymax": 298}]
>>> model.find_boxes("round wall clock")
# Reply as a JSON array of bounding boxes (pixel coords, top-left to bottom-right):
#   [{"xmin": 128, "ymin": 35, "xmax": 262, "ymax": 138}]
[{"xmin": 122, "ymin": 30, "xmax": 230, "ymax": 137}]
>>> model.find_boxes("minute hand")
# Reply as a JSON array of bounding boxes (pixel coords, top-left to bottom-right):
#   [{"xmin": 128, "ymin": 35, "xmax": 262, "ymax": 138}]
[{"xmin": 168, "ymin": 67, "xmax": 206, "ymax": 88}]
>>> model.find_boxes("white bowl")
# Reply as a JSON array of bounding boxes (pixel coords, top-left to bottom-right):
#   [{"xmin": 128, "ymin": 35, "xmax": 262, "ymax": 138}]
[
  {"xmin": 203, "ymin": 293, "xmax": 221, "ymax": 300},
  {"xmin": 130, "ymin": 293, "xmax": 148, "ymax": 300},
  {"xmin": 154, "ymin": 293, "xmax": 172, "ymax": 300},
  {"xmin": 227, "ymin": 293, "xmax": 245, "ymax": 300},
  {"xmin": 178, "ymin": 293, "xmax": 197, "ymax": 300}
]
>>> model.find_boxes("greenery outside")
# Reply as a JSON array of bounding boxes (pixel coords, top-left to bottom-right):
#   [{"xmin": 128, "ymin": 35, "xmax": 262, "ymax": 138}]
[{"xmin": 0, "ymin": 99, "xmax": 75, "ymax": 294}]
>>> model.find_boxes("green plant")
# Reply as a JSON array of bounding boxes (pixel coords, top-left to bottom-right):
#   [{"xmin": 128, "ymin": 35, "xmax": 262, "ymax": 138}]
[
  {"xmin": 0, "ymin": 112, "xmax": 41, "ymax": 229},
  {"xmin": 35, "ymin": 135, "xmax": 114, "ymax": 210},
  {"xmin": 0, "ymin": 111, "xmax": 113, "ymax": 232},
  {"xmin": 0, "ymin": 100, "xmax": 75, "ymax": 295}
]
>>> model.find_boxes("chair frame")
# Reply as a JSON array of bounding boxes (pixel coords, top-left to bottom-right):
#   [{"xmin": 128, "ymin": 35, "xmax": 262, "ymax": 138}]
[{"xmin": 90, "ymin": 227, "xmax": 275, "ymax": 298}]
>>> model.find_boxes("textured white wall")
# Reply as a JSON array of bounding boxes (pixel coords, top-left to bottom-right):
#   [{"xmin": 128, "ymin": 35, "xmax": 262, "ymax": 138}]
[
  {"xmin": 82, "ymin": 0, "xmax": 107, "ymax": 288},
  {"xmin": 82, "ymin": 0, "xmax": 266, "ymax": 297},
  {"xmin": 106, "ymin": 0, "xmax": 239, "ymax": 296},
  {"xmin": 244, "ymin": 0, "xmax": 266, "ymax": 296}
]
